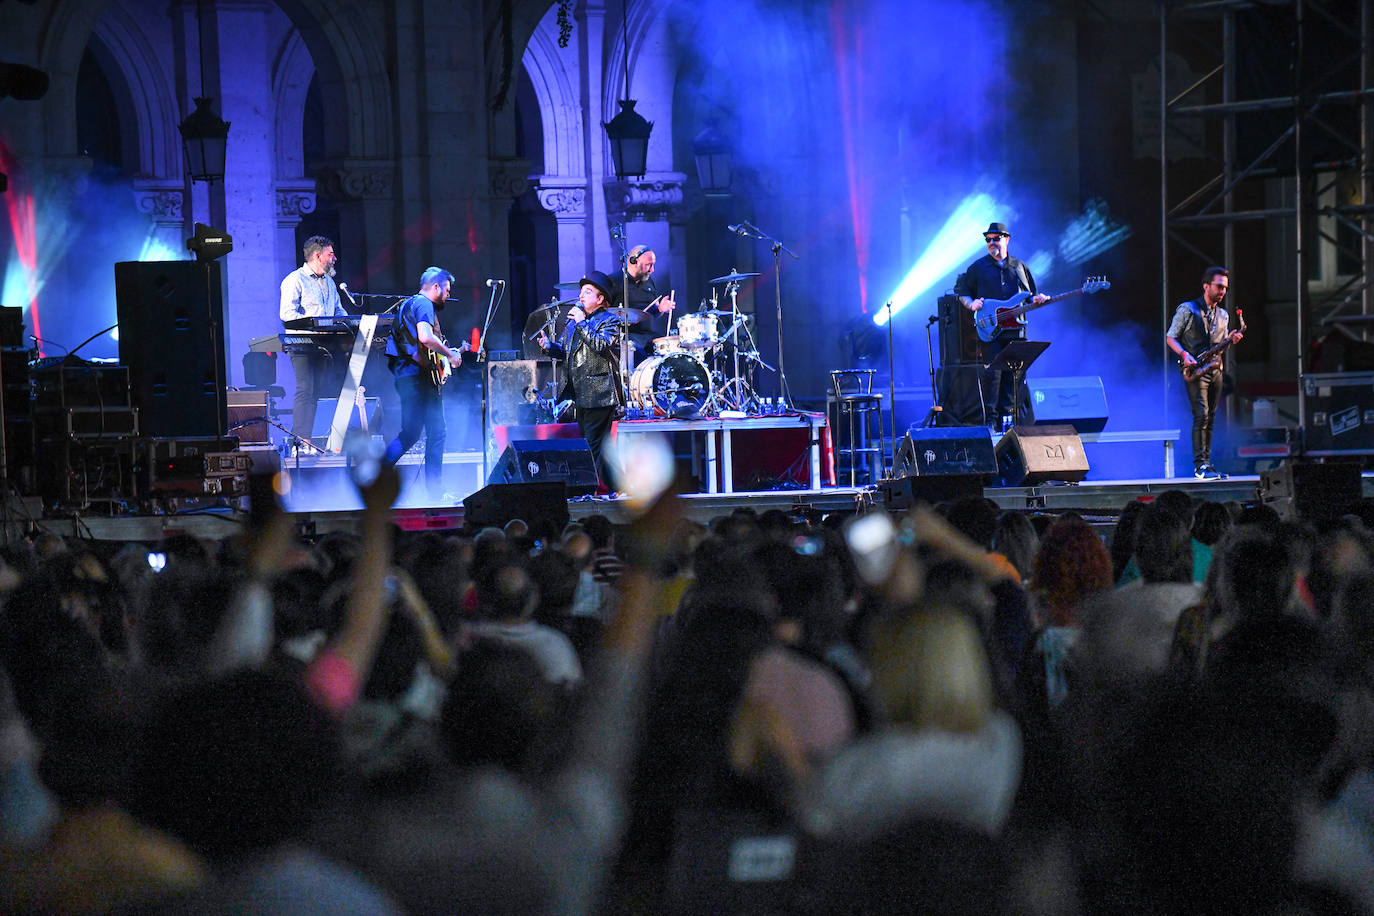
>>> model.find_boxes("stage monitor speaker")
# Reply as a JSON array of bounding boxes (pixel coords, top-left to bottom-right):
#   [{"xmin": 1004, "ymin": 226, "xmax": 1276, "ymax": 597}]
[
  {"xmin": 882, "ymin": 474, "xmax": 984, "ymax": 509},
  {"xmin": 463, "ymin": 482, "xmax": 569, "ymax": 539},
  {"xmin": 1260, "ymin": 458, "xmax": 1362, "ymax": 522},
  {"xmin": 114, "ymin": 260, "xmax": 227, "ymax": 438},
  {"xmin": 893, "ymin": 425, "xmax": 997, "ymax": 478},
  {"xmin": 1025, "ymin": 376, "xmax": 1108, "ymax": 433},
  {"xmin": 996, "ymin": 424, "xmax": 1089, "ymax": 486},
  {"xmin": 311, "ymin": 397, "xmax": 382, "ymax": 440},
  {"xmin": 488, "ymin": 438, "xmax": 598, "ymax": 496},
  {"xmin": 938, "ymin": 294, "xmax": 985, "ymax": 366},
  {"xmin": 487, "ymin": 359, "xmax": 556, "ymax": 427}
]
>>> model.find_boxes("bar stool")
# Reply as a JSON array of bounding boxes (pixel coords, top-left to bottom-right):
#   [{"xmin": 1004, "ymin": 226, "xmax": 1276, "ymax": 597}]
[{"xmin": 829, "ymin": 369, "xmax": 883, "ymax": 486}]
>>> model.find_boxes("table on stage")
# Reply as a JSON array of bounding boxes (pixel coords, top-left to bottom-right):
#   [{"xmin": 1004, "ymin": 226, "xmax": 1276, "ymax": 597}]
[{"xmin": 491, "ymin": 413, "xmax": 835, "ymax": 493}]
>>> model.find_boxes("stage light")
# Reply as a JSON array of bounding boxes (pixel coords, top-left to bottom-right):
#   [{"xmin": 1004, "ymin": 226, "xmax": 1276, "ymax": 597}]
[
  {"xmin": 1025, "ymin": 250, "xmax": 1054, "ymax": 280},
  {"xmin": 1058, "ymin": 197, "xmax": 1132, "ymax": 265},
  {"xmin": 875, "ymin": 191, "xmax": 1005, "ymax": 326}
]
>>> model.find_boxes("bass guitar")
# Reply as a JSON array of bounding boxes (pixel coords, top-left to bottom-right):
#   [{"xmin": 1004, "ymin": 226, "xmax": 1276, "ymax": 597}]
[
  {"xmin": 1179, "ymin": 308, "xmax": 1245, "ymax": 383},
  {"xmin": 974, "ymin": 277, "xmax": 1111, "ymax": 342},
  {"xmin": 424, "ymin": 338, "xmax": 472, "ymax": 388}
]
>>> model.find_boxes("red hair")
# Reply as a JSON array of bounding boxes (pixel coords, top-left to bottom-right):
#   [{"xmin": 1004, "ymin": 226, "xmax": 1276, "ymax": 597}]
[{"xmin": 1032, "ymin": 516, "xmax": 1113, "ymax": 626}]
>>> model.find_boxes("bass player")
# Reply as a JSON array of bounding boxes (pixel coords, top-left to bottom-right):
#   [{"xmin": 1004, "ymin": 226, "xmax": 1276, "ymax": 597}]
[
  {"xmin": 382, "ymin": 266, "xmax": 464, "ymax": 497},
  {"xmin": 955, "ymin": 221, "xmax": 1048, "ymax": 431},
  {"xmin": 1167, "ymin": 265, "xmax": 1243, "ymax": 480}
]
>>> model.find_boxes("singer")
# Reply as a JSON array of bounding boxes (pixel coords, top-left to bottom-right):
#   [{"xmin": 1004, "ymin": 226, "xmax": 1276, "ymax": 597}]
[{"xmin": 279, "ymin": 235, "xmax": 348, "ymax": 453}]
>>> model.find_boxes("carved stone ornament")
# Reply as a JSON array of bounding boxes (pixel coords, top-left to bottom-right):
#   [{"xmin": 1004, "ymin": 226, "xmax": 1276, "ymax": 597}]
[
  {"xmin": 276, "ymin": 189, "xmax": 318, "ymax": 219},
  {"xmin": 535, "ymin": 184, "xmax": 588, "ymax": 218},
  {"xmin": 489, "ymin": 158, "xmax": 531, "ymax": 199},
  {"xmin": 134, "ymin": 188, "xmax": 184, "ymax": 220},
  {"xmin": 320, "ymin": 164, "xmax": 395, "ymax": 200},
  {"xmin": 604, "ymin": 173, "xmax": 694, "ymax": 223}
]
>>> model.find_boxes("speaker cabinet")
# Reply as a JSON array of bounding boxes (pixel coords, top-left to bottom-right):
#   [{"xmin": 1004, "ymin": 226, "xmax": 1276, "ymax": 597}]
[
  {"xmin": 995, "ymin": 424, "xmax": 1090, "ymax": 485},
  {"xmin": 938, "ymin": 294, "xmax": 985, "ymax": 366},
  {"xmin": 1025, "ymin": 376, "xmax": 1109, "ymax": 433},
  {"xmin": 487, "ymin": 358, "xmax": 556, "ymax": 427},
  {"xmin": 488, "ymin": 438, "xmax": 598, "ymax": 495},
  {"xmin": 114, "ymin": 261, "xmax": 227, "ymax": 438},
  {"xmin": 463, "ymin": 482, "xmax": 570, "ymax": 539},
  {"xmin": 1260, "ymin": 459, "xmax": 1362, "ymax": 521},
  {"xmin": 881, "ymin": 474, "xmax": 984, "ymax": 509},
  {"xmin": 893, "ymin": 426, "xmax": 997, "ymax": 478}
]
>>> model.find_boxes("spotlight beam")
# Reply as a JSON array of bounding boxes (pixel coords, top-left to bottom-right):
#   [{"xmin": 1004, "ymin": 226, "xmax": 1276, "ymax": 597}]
[{"xmin": 875, "ymin": 192, "xmax": 1003, "ymax": 327}]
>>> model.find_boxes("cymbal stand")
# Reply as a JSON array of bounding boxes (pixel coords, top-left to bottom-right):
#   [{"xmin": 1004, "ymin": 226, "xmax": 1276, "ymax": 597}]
[{"xmin": 738, "ymin": 221, "xmax": 799, "ymax": 408}]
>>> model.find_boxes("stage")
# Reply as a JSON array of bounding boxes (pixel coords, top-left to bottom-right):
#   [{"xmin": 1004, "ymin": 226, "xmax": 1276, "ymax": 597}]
[{"xmin": 6, "ymin": 470, "xmax": 1360, "ymax": 545}]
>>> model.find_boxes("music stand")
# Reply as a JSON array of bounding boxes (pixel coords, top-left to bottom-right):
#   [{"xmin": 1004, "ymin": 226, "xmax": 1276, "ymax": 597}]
[{"xmin": 985, "ymin": 339, "xmax": 1049, "ymax": 428}]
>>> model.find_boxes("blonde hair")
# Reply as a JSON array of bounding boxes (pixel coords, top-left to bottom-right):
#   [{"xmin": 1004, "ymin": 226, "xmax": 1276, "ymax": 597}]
[{"xmin": 867, "ymin": 609, "xmax": 994, "ymax": 734}]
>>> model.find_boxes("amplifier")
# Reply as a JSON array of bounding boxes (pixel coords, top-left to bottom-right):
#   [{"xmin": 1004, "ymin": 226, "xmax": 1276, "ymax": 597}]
[
  {"xmin": 1025, "ymin": 376, "xmax": 1108, "ymax": 433},
  {"xmin": 34, "ymin": 406, "xmax": 139, "ymax": 440},
  {"xmin": 892, "ymin": 426, "xmax": 997, "ymax": 478},
  {"xmin": 1260, "ymin": 459, "xmax": 1362, "ymax": 521},
  {"xmin": 32, "ymin": 364, "xmax": 131, "ymax": 410},
  {"xmin": 995, "ymin": 424, "xmax": 1090, "ymax": 485},
  {"xmin": 155, "ymin": 451, "xmax": 252, "ymax": 481}
]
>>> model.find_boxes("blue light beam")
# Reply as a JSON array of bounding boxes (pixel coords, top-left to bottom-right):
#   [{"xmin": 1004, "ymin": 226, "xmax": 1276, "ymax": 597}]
[{"xmin": 875, "ymin": 192, "xmax": 1005, "ymax": 326}]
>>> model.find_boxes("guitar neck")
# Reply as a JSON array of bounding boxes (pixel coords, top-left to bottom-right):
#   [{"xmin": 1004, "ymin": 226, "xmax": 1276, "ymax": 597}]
[{"xmin": 1002, "ymin": 287, "xmax": 1084, "ymax": 321}]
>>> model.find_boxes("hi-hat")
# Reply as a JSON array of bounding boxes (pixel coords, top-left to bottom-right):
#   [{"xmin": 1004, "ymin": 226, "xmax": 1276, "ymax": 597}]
[
  {"xmin": 709, "ymin": 270, "xmax": 761, "ymax": 284},
  {"xmin": 606, "ymin": 307, "xmax": 650, "ymax": 325}
]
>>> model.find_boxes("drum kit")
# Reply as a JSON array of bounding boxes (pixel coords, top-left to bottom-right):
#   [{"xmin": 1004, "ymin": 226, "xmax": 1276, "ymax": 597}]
[{"xmin": 523, "ymin": 269, "xmax": 775, "ymax": 419}]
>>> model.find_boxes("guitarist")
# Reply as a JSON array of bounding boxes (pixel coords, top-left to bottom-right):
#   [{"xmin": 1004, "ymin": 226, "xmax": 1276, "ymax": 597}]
[
  {"xmin": 954, "ymin": 222, "xmax": 1048, "ymax": 431},
  {"xmin": 1167, "ymin": 266, "xmax": 1241, "ymax": 480},
  {"xmin": 382, "ymin": 266, "xmax": 465, "ymax": 496}
]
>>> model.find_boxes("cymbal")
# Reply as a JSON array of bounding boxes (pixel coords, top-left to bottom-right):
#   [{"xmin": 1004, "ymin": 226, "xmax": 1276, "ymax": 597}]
[
  {"xmin": 533, "ymin": 298, "xmax": 577, "ymax": 311},
  {"xmin": 554, "ymin": 280, "xmax": 583, "ymax": 290},
  {"xmin": 709, "ymin": 270, "xmax": 761, "ymax": 285},
  {"xmin": 605, "ymin": 306, "xmax": 650, "ymax": 325}
]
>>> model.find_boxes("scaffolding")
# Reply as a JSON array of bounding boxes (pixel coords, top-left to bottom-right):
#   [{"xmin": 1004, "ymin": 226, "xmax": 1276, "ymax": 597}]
[{"xmin": 1160, "ymin": 0, "xmax": 1374, "ymax": 427}]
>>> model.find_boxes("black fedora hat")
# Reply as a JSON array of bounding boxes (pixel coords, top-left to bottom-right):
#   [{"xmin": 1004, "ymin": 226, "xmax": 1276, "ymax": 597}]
[
  {"xmin": 983, "ymin": 222, "xmax": 1010, "ymax": 238},
  {"xmin": 579, "ymin": 270, "xmax": 615, "ymax": 301}
]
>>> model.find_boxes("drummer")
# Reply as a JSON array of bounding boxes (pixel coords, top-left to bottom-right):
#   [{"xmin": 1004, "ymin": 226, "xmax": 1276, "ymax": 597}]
[{"xmin": 610, "ymin": 245, "xmax": 675, "ymax": 354}]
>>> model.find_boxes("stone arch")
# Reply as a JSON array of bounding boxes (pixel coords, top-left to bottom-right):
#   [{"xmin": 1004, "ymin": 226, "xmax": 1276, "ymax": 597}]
[
  {"xmin": 88, "ymin": 4, "xmax": 182, "ymax": 178},
  {"xmin": 271, "ymin": 28, "xmax": 315, "ymax": 176},
  {"xmin": 36, "ymin": 0, "xmax": 113, "ymax": 156},
  {"xmin": 521, "ymin": 7, "xmax": 584, "ymax": 180},
  {"xmin": 273, "ymin": 0, "xmax": 393, "ymax": 160}
]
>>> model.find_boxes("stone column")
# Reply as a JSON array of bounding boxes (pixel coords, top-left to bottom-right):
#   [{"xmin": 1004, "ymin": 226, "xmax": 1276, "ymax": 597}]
[
  {"xmin": 605, "ymin": 170, "xmax": 694, "ymax": 292},
  {"xmin": 274, "ymin": 182, "xmax": 316, "ymax": 282},
  {"xmin": 132, "ymin": 181, "xmax": 186, "ymax": 261},
  {"xmin": 536, "ymin": 178, "xmax": 591, "ymax": 287}
]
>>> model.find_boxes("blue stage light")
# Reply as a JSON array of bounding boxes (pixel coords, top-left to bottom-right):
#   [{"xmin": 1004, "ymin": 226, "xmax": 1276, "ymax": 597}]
[{"xmin": 875, "ymin": 191, "xmax": 1006, "ymax": 326}]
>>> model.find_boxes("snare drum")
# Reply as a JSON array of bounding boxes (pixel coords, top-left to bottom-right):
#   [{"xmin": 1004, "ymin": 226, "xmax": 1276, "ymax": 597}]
[
  {"xmin": 676, "ymin": 313, "xmax": 719, "ymax": 349},
  {"xmin": 629, "ymin": 353, "xmax": 712, "ymax": 417},
  {"xmin": 653, "ymin": 335, "xmax": 684, "ymax": 355}
]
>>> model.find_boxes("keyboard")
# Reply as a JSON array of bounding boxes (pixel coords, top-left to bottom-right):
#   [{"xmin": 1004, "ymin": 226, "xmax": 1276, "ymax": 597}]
[{"xmin": 252, "ymin": 315, "xmax": 395, "ymax": 353}]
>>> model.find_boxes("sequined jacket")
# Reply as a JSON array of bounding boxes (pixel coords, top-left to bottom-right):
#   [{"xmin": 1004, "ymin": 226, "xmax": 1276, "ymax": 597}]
[{"xmin": 546, "ymin": 307, "xmax": 623, "ymax": 409}]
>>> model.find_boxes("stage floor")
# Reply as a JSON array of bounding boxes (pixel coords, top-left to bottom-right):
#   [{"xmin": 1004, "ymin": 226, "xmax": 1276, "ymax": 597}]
[{"xmin": 9, "ymin": 471, "xmax": 1363, "ymax": 542}]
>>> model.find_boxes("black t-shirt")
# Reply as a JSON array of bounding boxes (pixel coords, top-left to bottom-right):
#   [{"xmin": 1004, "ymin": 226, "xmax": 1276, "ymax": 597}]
[{"xmin": 384, "ymin": 294, "xmax": 440, "ymax": 378}]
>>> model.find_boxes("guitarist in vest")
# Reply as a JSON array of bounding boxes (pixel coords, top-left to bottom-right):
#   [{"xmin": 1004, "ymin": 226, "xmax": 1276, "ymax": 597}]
[
  {"xmin": 1167, "ymin": 266, "xmax": 1242, "ymax": 480},
  {"xmin": 382, "ymin": 267, "xmax": 465, "ymax": 496},
  {"xmin": 954, "ymin": 222, "xmax": 1049, "ymax": 431}
]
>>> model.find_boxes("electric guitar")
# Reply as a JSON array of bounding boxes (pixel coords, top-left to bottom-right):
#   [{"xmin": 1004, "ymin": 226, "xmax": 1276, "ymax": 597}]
[
  {"xmin": 974, "ymin": 277, "xmax": 1112, "ymax": 342},
  {"xmin": 354, "ymin": 385, "xmax": 369, "ymax": 433},
  {"xmin": 1179, "ymin": 308, "xmax": 1245, "ymax": 382},
  {"xmin": 424, "ymin": 338, "xmax": 472, "ymax": 388}
]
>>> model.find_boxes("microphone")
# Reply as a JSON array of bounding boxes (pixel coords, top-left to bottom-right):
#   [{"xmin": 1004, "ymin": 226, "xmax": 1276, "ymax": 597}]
[
  {"xmin": 486, "ymin": 278, "xmax": 505, "ymax": 288},
  {"xmin": 926, "ymin": 314, "xmax": 939, "ymax": 327},
  {"xmin": 727, "ymin": 223, "xmax": 752, "ymax": 237},
  {"xmin": 338, "ymin": 282, "xmax": 358, "ymax": 308}
]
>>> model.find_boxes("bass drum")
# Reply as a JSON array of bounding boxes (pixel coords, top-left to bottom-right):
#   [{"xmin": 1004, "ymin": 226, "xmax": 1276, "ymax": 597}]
[{"xmin": 629, "ymin": 354, "xmax": 712, "ymax": 417}]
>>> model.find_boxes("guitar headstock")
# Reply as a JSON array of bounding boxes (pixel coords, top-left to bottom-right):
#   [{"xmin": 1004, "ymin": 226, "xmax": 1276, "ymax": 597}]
[{"xmin": 1081, "ymin": 276, "xmax": 1111, "ymax": 294}]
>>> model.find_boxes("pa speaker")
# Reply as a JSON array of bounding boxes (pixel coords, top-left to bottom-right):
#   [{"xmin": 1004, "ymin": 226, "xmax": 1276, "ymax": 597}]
[
  {"xmin": 115, "ymin": 260, "xmax": 227, "ymax": 438},
  {"xmin": 882, "ymin": 474, "xmax": 984, "ymax": 509},
  {"xmin": 1025, "ymin": 376, "xmax": 1108, "ymax": 433},
  {"xmin": 1260, "ymin": 458, "xmax": 1361, "ymax": 522},
  {"xmin": 464, "ymin": 482, "xmax": 569, "ymax": 539},
  {"xmin": 893, "ymin": 426, "xmax": 997, "ymax": 478},
  {"xmin": 995, "ymin": 424, "xmax": 1090, "ymax": 486},
  {"xmin": 938, "ymin": 294, "xmax": 985, "ymax": 366},
  {"xmin": 488, "ymin": 438, "xmax": 598, "ymax": 496}
]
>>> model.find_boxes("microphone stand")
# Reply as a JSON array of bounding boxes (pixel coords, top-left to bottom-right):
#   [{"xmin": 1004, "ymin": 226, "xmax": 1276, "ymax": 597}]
[
  {"xmin": 921, "ymin": 313, "xmax": 944, "ymax": 429},
  {"xmin": 610, "ymin": 223, "xmax": 632, "ymax": 412},
  {"xmin": 739, "ymin": 221, "xmax": 798, "ymax": 408},
  {"xmin": 476, "ymin": 281, "xmax": 505, "ymax": 484},
  {"xmin": 886, "ymin": 302, "xmax": 899, "ymax": 477}
]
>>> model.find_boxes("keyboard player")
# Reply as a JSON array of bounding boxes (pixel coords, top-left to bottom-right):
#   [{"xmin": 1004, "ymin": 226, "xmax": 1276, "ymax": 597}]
[{"xmin": 279, "ymin": 235, "xmax": 347, "ymax": 452}]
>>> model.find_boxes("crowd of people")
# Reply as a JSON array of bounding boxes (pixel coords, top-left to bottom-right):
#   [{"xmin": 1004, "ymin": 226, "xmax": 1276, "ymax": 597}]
[{"xmin": 3, "ymin": 462, "xmax": 1374, "ymax": 914}]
